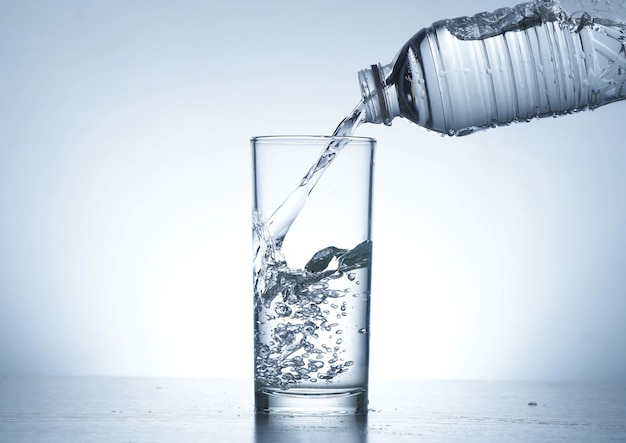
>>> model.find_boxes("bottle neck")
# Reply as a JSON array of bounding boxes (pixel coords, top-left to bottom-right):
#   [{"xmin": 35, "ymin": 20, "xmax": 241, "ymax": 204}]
[{"xmin": 358, "ymin": 63, "xmax": 399, "ymax": 126}]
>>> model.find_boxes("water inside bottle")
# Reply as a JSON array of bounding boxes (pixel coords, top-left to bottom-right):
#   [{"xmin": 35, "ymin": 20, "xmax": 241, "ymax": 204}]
[{"xmin": 395, "ymin": 0, "xmax": 626, "ymax": 135}]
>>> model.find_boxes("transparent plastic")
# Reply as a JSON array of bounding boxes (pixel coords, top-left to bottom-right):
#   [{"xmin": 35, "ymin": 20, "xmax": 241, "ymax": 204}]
[{"xmin": 359, "ymin": 0, "xmax": 626, "ymax": 135}]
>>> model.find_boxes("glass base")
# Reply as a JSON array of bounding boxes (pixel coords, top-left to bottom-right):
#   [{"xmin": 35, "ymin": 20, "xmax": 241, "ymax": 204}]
[{"xmin": 255, "ymin": 386, "xmax": 368, "ymax": 415}]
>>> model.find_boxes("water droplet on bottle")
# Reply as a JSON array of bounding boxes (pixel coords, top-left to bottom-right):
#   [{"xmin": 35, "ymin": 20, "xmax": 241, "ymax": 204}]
[{"xmin": 359, "ymin": 328, "xmax": 368, "ymax": 334}]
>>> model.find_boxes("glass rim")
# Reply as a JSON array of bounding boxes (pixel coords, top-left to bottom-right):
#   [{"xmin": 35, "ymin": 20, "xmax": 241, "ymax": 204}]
[{"xmin": 250, "ymin": 135, "xmax": 376, "ymax": 143}]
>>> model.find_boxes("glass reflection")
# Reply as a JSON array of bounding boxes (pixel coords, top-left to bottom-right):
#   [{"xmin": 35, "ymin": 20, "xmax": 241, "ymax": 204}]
[{"xmin": 255, "ymin": 413, "xmax": 368, "ymax": 443}]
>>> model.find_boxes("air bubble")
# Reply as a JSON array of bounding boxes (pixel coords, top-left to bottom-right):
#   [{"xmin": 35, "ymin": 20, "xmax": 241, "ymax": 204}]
[
  {"xmin": 274, "ymin": 303, "xmax": 292, "ymax": 317},
  {"xmin": 302, "ymin": 323, "xmax": 317, "ymax": 336},
  {"xmin": 347, "ymin": 273, "xmax": 356, "ymax": 281},
  {"xmin": 359, "ymin": 328, "xmax": 368, "ymax": 334}
]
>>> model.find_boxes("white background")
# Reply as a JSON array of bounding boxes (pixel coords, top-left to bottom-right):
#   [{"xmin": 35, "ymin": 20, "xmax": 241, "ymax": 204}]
[{"xmin": 1, "ymin": 0, "xmax": 625, "ymax": 381}]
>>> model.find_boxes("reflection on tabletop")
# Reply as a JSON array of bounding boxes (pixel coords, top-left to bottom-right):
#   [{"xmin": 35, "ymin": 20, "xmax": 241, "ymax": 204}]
[{"xmin": 255, "ymin": 413, "xmax": 368, "ymax": 443}]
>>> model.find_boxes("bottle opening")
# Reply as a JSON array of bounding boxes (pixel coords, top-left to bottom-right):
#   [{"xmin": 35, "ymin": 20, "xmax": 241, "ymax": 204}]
[{"xmin": 358, "ymin": 64, "xmax": 397, "ymax": 126}]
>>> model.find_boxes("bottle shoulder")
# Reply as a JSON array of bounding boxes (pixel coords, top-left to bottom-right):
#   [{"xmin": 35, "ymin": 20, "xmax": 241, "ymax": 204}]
[{"xmin": 387, "ymin": 28, "xmax": 431, "ymax": 126}]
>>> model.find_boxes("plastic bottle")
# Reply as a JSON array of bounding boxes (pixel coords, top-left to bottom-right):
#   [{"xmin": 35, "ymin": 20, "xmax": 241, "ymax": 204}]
[{"xmin": 358, "ymin": 0, "xmax": 626, "ymax": 135}]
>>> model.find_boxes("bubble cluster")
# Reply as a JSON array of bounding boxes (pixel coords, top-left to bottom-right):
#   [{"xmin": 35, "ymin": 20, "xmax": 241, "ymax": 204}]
[
  {"xmin": 254, "ymin": 272, "xmax": 359, "ymax": 389},
  {"xmin": 253, "ymin": 222, "xmax": 371, "ymax": 391}
]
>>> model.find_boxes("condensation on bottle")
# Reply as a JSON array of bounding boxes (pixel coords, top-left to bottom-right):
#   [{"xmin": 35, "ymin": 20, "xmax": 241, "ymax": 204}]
[{"xmin": 359, "ymin": 0, "xmax": 626, "ymax": 136}]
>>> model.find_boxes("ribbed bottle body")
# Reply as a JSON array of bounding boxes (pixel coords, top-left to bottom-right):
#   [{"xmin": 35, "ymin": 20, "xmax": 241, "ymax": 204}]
[{"xmin": 388, "ymin": 2, "xmax": 626, "ymax": 135}]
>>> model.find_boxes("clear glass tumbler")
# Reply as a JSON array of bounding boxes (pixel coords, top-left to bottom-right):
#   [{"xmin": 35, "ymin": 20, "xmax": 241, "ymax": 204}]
[{"xmin": 251, "ymin": 135, "xmax": 375, "ymax": 415}]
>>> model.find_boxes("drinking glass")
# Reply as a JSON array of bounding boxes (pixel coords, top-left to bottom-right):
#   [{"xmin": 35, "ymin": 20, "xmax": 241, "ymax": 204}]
[{"xmin": 251, "ymin": 135, "xmax": 375, "ymax": 415}]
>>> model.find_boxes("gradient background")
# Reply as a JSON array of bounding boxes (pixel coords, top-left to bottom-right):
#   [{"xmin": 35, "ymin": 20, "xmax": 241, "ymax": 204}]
[{"xmin": 1, "ymin": 0, "xmax": 625, "ymax": 381}]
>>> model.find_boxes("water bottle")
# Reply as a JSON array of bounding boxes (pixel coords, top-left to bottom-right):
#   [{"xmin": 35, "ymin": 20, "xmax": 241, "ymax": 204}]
[{"xmin": 358, "ymin": 0, "xmax": 626, "ymax": 136}]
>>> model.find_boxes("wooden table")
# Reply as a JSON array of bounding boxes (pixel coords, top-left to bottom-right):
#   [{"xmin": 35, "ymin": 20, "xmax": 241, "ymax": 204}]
[{"xmin": 1, "ymin": 377, "xmax": 625, "ymax": 442}]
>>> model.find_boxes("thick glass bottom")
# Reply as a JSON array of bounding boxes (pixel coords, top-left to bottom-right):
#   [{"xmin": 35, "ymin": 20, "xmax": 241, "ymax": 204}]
[{"xmin": 255, "ymin": 386, "xmax": 368, "ymax": 415}]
